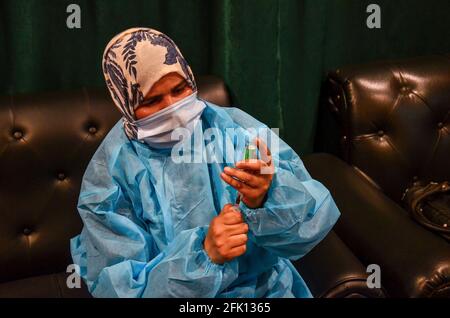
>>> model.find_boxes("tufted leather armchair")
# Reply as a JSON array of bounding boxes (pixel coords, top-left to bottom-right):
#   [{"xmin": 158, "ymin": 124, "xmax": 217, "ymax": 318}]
[
  {"xmin": 0, "ymin": 75, "xmax": 383, "ymax": 298},
  {"xmin": 308, "ymin": 55, "xmax": 450, "ymax": 297}
]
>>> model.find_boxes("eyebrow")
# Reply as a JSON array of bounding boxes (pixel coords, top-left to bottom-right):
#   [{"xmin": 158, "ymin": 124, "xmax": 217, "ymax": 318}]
[{"xmin": 173, "ymin": 81, "xmax": 187, "ymax": 90}]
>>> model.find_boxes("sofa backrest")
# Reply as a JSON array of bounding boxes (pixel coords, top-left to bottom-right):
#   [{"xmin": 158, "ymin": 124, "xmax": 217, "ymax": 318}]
[
  {"xmin": 0, "ymin": 75, "xmax": 231, "ymax": 283},
  {"xmin": 323, "ymin": 55, "xmax": 450, "ymax": 203}
]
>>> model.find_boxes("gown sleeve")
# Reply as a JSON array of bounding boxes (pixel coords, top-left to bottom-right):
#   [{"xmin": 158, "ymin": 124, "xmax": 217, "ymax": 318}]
[
  {"xmin": 71, "ymin": 158, "xmax": 238, "ymax": 298},
  {"xmin": 231, "ymin": 109, "xmax": 341, "ymax": 261},
  {"xmin": 239, "ymin": 152, "xmax": 340, "ymax": 261}
]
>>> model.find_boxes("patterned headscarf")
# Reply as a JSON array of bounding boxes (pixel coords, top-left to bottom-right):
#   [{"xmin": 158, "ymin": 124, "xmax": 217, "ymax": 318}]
[{"xmin": 102, "ymin": 27, "xmax": 197, "ymax": 139}]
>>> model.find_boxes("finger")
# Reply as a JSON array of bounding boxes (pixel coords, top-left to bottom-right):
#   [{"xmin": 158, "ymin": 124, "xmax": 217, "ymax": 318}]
[
  {"xmin": 220, "ymin": 172, "xmax": 247, "ymax": 190},
  {"xmin": 227, "ymin": 244, "xmax": 247, "ymax": 258},
  {"xmin": 256, "ymin": 138, "xmax": 274, "ymax": 175},
  {"xmin": 227, "ymin": 234, "xmax": 248, "ymax": 248},
  {"xmin": 255, "ymin": 137, "xmax": 271, "ymax": 156},
  {"xmin": 236, "ymin": 160, "xmax": 274, "ymax": 176},
  {"xmin": 223, "ymin": 167, "xmax": 257, "ymax": 187},
  {"xmin": 256, "ymin": 138, "xmax": 273, "ymax": 174},
  {"xmin": 222, "ymin": 210, "xmax": 244, "ymax": 225},
  {"xmin": 221, "ymin": 203, "xmax": 236, "ymax": 214},
  {"xmin": 225, "ymin": 222, "xmax": 248, "ymax": 235},
  {"xmin": 234, "ymin": 184, "xmax": 255, "ymax": 196},
  {"xmin": 235, "ymin": 160, "xmax": 265, "ymax": 171}
]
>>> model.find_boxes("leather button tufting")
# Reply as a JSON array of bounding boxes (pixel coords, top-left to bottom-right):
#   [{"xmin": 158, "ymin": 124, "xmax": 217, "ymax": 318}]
[
  {"xmin": 437, "ymin": 122, "xmax": 443, "ymax": 129},
  {"xmin": 88, "ymin": 126, "xmax": 97, "ymax": 134},
  {"xmin": 13, "ymin": 130, "xmax": 23, "ymax": 139},
  {"xmin": 57, "ymin": 172, "xmax": 66, "ymax": 181},
  {"xmin": 377, "ymin": 130, "xmax": 384, "ymax": 137},
  {"xmin": 23, "ymin": 228, "xmax": 32, "ymax": 236}
]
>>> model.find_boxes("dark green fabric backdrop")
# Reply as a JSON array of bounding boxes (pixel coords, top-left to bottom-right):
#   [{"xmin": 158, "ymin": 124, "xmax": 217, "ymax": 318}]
[{"xmin": 1, "ymin": 0, "xmax": 450, "ymax": 154}]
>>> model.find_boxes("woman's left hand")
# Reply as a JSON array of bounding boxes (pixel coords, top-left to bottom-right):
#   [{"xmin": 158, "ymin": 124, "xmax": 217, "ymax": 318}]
[{"xmin": 220, "ymin": 138, "xmax": 274, "ymax": 209}]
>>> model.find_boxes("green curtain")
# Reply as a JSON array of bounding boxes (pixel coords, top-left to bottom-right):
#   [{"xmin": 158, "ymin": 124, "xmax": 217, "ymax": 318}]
[{"xmin": 1, "ymin": 0, "xmax": 450, "ymax": 155}]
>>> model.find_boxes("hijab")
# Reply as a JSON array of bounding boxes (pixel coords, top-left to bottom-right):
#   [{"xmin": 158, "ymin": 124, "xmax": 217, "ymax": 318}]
[{"xmin": 102, "ymin": 27, "xmax": 197, "ymax": 140}]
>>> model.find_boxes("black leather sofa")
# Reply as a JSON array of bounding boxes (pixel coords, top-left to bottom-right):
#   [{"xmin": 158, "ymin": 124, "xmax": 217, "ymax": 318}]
[
  {"xmin": 310, "ymin": 55, "xmax": 450, "ymax": 297},
  {"xmin": 0, "ymin": 75, "xmax": 384, "ymax": 298}
]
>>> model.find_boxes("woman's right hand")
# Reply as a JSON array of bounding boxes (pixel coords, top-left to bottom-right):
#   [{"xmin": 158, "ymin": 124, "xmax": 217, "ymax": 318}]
[{"xmin": 204, "ymin": 204, "xmax": 249, "ymax": 264}]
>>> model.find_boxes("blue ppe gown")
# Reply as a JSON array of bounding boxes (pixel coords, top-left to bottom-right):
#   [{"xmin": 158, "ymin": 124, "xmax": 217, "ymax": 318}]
[{"xmin": 70, "ymin": 101, "xmax": 341, "ymax": 298}]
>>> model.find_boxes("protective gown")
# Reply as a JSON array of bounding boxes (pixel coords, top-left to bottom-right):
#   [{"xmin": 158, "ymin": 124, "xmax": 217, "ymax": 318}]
[{"xmin": 70, "ymin": 101, "xmax": 341, "ymax": 298}]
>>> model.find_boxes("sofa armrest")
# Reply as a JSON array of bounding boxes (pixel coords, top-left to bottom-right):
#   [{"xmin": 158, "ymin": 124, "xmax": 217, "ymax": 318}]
[
  {"xmin": 303, "ymin": 153, "xmax": 450, "ymax": 297},
  {"xmin": 293, "ymin": 230, "xmax": 386, "ymax": 298}
]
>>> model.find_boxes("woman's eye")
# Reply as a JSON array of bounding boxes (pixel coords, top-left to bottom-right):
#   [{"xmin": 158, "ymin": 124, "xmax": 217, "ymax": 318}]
[
  {"xmin": 173, "ymin": 85, "xmax": 187, "ymax": 95},
  {"xmin": 144, "ymin": 97, "xmax": 159, "ymax": 106}
]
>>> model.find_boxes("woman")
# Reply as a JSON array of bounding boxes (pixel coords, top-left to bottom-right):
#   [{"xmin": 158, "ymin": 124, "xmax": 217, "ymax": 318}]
[{"xmin": 71, "ymin": 27, "xmax": 340, "ymax": 298}]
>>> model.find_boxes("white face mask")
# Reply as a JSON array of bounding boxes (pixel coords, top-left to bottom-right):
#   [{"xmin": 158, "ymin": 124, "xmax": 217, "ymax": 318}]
[{"xmin": 134, "ymin": 92, "xmax": 206, "ymax": 149}]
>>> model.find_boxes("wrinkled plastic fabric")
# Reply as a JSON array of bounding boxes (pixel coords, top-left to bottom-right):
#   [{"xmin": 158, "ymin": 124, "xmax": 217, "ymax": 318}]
[{"xmin": 70, "ymin": 101, "xmax": 341, "ymax": 298}]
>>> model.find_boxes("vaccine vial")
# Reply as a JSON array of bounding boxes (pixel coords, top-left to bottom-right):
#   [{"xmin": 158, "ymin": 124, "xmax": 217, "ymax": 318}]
[{"xmin": 244, "ymin": 144, "xmax": 257, "ymax": 160}]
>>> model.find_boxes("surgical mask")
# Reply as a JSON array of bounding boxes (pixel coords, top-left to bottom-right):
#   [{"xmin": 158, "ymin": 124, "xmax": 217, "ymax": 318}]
[{"xmin": 134, "ymin": 92, "xmax": 206, "ymax": 149}]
